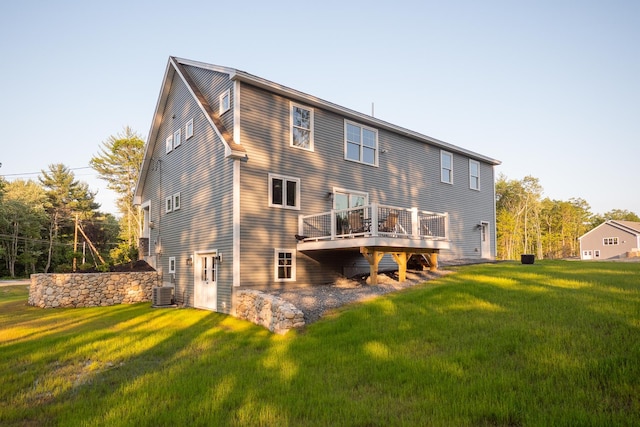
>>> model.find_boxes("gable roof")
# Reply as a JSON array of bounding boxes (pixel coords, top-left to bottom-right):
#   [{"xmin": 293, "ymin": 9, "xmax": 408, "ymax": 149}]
[
  {"xmin": 135, "ymin": 56, "xmax": 501, "ymax": 203},
  {"xmin": 579, "ymin": 220, "xmax": 640, "ymax": 240}
]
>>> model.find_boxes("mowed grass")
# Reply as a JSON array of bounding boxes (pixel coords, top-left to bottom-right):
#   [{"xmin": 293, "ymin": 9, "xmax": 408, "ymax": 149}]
[{"xmin": 1, "ymin": 261, "xmax": 639, "ymax": 426}]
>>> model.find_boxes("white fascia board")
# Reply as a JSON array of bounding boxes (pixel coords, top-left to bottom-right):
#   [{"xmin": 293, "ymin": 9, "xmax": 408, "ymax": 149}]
[{"xmin": 134, "ymin": 60, "xmax": 175, "ymax": 201}]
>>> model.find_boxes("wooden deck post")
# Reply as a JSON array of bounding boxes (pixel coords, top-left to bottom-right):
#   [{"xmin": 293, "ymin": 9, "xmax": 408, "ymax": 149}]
[
  {"xmin": 360, "ymin": 247, "xmax": 384, "ymax": 285},
  {"xmin": 391, "ymin": 252, "xmax": 408, "ymax": 282},
  {"xmin": 428, "ymin": 252, "xmax": 438, "ymax": 272}
]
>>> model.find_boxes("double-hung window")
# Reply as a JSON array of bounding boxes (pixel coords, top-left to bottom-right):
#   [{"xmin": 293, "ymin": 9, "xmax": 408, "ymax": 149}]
[
  {"xmin": 345, "ymin": 121, "xmax": 377, "ymax": 166},
  {"xmin": 469, "ymin": 159, "xmax": 480, "ymax": 190},
  {"xmin": 603, "ymin": 237, "xmax": 619, "ymax": 245},
  {"xmin": 441, "ymin": 151, "xmax": 453, "ymax": 184},
  {"xmin": 269, "ymin": 173, "xmax": 300, "ymax": 210},
  {"xmin": 291, "ymin": 103, "xmax": 313, "ymax": 151},
  {"xmin": 165, "ymin": 195, "xmax": 173, "ymax": 213},
  {"xmin": 165, "ymin": 135, "xmax": 173, "ymax": 154},
  {"xmin": 274, "ymin": 249, "xmax": 295, "ymax": 282},
  {"xmin": 169, "ymin": 257, "xmax": 176, "ymax": 274}
]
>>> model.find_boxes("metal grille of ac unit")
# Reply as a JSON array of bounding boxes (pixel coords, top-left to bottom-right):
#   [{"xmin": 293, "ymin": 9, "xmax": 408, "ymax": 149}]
[{"xmin": 152, "ymin": 287, "xmax": 173, "ymax": 306}]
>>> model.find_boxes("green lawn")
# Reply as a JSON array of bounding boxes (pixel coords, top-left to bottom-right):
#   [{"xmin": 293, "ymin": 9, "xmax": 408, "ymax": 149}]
[{"xmin": 1, "ymin": 261, "xmax": 639, "ymax": 426}]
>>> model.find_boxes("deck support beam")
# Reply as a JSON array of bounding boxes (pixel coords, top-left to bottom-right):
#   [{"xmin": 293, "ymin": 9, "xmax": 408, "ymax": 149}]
[
  {"xmin": 360, "ymin": 247, "xmax": 439, "ymax": 284},
  {"xmin": 360, "ymin": 247, "xmax": 385, "ymax": 285},
  {"xmin": 391, "ymin": 252, "xmax": 408, "ymax": 282}
]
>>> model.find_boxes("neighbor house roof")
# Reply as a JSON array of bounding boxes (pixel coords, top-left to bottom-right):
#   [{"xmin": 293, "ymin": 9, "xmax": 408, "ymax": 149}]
[{"xmin": 579, "ymin": 220, "xmax": 640, "ymax": 240}]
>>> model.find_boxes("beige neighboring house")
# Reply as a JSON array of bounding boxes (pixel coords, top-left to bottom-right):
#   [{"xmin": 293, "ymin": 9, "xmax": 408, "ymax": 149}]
[{"xmin": 578, "ymin": 220, "xmax": 640, "ymax": 260}]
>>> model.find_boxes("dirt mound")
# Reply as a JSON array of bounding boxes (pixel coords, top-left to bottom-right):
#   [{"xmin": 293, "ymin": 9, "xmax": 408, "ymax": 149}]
[{"xmin": 78, "ymin": 260, "xmax": 156, "ymax": 273}]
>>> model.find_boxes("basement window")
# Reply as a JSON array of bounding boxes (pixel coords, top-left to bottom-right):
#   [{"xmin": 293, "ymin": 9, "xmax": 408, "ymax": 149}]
[{"xmin": 274, "ymin": 249, "xmax": 296, "ymax": 282}]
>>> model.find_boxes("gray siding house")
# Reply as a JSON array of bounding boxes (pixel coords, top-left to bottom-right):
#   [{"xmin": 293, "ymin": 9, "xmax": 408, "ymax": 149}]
[
  {"xmin": 579, "ymin": 220, "xmax": 640, "ymax": 260},
  {"xmin": 134, "ymin": 57, "xmax": 501, "ymax": 313}
]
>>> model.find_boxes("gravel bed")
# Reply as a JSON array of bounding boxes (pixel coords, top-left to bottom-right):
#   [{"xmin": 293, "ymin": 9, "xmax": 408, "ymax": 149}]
[{"xmin": 268, "ymin": 269, "xmax": 452, "ymax": 324}]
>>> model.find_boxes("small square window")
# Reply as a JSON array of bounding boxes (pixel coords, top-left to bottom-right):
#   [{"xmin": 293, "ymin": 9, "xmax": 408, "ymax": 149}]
[
  {"xmin": 441, "ymin": 151, "xmax": 453, "ymax": 184},
  {"xmin": 165, "ymin": 135, "xmax": 173, "ymax": 154},
  {"xmin": 274, "ymin": 249, "xmax": 296, "ymax": 282},
  {"xmin": 185, "ymin": 119, "xmax": 194, "ymax": 139},
  {"xmin": 165, "ymin": 196, "xmax": 173, "ymax": 213},
  {"xmin": 174, "ymin": 129, "xmax": 182, "ymax": 148},
  {"xmin": 220, "ymin": 90, "xmax": 230, "ymax": 114},
  {"xmin": 173, "ymin": 192, "xmax": 181, "ymax": 211},
  {"xmin": 169, "ymin": 257, "xmax": 176, "ymax": 274}
]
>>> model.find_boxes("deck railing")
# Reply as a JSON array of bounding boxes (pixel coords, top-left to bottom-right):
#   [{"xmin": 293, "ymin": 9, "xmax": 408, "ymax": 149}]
[{"xmin": 298, "ymin": 203, "xmax": 448, "ymax": 242}]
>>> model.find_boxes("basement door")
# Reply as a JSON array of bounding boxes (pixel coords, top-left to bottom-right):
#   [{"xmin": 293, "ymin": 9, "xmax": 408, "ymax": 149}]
[
  {"xmin": 480, "ymin": 221, "xmax": 491, "ymax": 258},
  {"xmin": 194, "ymin": 252, "xmax": 217, "ymax": 310}
]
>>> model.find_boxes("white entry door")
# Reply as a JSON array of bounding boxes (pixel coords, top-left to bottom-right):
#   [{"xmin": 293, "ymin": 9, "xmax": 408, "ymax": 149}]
[
  {"xmin": 194, "ymin": 252, "xmax": 217, "ymax": 310},
  {"xmin": 480, "ymin": 222, "xmax": 491, "ymax": 258}
]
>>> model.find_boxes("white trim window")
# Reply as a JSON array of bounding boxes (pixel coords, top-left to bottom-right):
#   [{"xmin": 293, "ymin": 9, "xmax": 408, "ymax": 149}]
[
  {"xmin": 220, "ymin": 90, "xmax": 231, "ymax": 115},
  {"xmin": 290, "ymin": 103, "xmax": 314, "ymax": 151},
  {"xmin": 345, "ymin": 120, "xmax": 378, "ymax": 166},
  {"xmin": 174, "ymin": 128, "xmax": 182, "ymax": 148},
  {"xmin": 165, "ymin": 195, "xmax": 173, "ymax": 213},
  {"xmin": 603, "ymin": 237, "xmax": 619, "ymax": 245},
  {"xmin": 169, "ymin": 257, "xmax": 176, "ymax": 274},
  {"xmin": 185, "ymin": 118, "xmax": 194, "ymax": 140},
  {"xmin": 165, "ymin": 134, "xmax": 173, "ymax": 154},
  {"xmin": 269, "ymin": 173, "xmax": 300, "ymax": 210},
  {"xmin": 441, "ymin": 151, "xmax": 453, "ymax": 184},
  {"xmin": 274, "ymin": 249, "xmax": 296, "ymax": 282},
  {"xmin": 173, "ymin": 192, "xmax": 181, "ymax": 211},
  {"xmin": 469, "ymin": 159, "xmax": 480, "ymax": 190}
]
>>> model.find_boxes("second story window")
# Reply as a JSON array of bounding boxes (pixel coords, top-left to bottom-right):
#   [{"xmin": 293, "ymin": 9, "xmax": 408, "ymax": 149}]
[
  {"xmin": 603, "ymin": 237, "xmax": 619, "ymax": 245},
  {"xmin": 269, "ymin": 173, "xmax": 300, "ymax": 210},
  {"xmin": 441, "ymin": 151, "xmax": 453, "ymax": 184},
  {"xmin": 291, "ymin": 103, "xmax": 313, "ymax": 151},
  {"xmin": 345, "ymin": 121, "xmax": 378, "ymax": 166},
  {"xmin": 469, "ymin": 159, "xmax": 480, "ymax": 190}
]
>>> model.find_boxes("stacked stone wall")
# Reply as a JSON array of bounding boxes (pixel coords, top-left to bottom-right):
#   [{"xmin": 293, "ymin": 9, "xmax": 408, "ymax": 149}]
[
  {"xmin": 29, "ymin": 272, "xmax": 159, "ymax": 308},
  {"xmin": 235, "ymin": 290, "xmax": 305, "ymax": 334}
]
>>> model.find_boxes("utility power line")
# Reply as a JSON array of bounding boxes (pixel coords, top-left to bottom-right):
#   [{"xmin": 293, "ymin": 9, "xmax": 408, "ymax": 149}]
[{"xmin": 0, "ymin": 166, "xmax": 94, "ymax": 178}]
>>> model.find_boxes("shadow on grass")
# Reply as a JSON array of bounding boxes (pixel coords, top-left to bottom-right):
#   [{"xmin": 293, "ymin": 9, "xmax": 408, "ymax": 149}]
[{"xmin": 1, "ymin": 261, "xmax": 639, "ymax": 426}]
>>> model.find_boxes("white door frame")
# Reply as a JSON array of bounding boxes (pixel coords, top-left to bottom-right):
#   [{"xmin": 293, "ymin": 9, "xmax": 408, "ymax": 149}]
[
  {"xmin": 480, "ymin": 221, "xmax": 491, "ymax": 258},
  {"xmin": 193, "ymin": 250, "xmax": 218, "ymax": 311}
]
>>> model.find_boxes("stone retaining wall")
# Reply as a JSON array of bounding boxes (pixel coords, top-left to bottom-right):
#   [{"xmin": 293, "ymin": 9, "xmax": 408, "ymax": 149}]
[
  {"xmin": 235, "ymin": 290, "xmax": 305, "ymax": 334},
  {"xmin": 29, "ymin": 272, "xmax": 159, "ymax": 308}
]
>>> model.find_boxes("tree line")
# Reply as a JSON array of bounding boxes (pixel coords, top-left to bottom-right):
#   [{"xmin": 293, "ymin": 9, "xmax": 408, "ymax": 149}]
[
  {"xmin": 1, "ymin": 129, "xmax": 638, "ymax": 277},
  {"xmin": 496, "ymin": 174, "xmax": 639, "ymax": 260},
  {"xmin": 0, "ymin": 127, "xmax": 144, "ymax": 277}
]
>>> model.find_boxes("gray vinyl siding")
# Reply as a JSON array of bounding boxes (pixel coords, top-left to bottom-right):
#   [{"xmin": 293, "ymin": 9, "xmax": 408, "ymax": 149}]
[
  {"xmin": 139, "ymin": 68, "xmax": 235, "ymax": 312},
  {"xmin": 237, "ymin": 83, "xmax": 498, "ymax": 287},
  {"xmin": 183, "ymin": 65, "xmax": 235, "ymax": 132}
]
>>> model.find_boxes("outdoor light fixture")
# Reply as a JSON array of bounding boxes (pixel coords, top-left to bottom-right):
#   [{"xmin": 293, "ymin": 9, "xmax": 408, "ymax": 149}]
[{"xmin": 186, "ymin": 255, "xmax": 193, "ymax": 266}]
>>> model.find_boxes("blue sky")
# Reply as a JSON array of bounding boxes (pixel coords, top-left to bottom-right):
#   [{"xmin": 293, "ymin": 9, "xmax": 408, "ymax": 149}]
[{"xmin": 1, "ymin": 0, "xmax": 638, "ymax": 216}]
